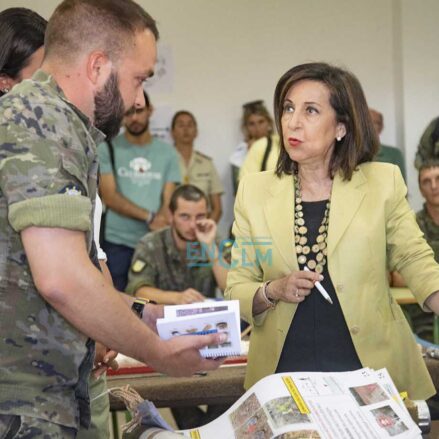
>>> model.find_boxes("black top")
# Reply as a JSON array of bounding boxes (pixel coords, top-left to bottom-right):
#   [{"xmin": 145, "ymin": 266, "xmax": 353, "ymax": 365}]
[{"xmin": 276, "ymin": 200, "xmax": 362, "ymax": 373}]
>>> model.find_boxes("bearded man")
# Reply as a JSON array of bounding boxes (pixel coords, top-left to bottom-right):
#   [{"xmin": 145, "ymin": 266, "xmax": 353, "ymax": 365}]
[
  {"xmin": 0, "ymin": 1, "xmax": 223, "ymax": 437},
  {"xmin": 126, "ymin": 184, "xmax": 229, "ymax": 304}
]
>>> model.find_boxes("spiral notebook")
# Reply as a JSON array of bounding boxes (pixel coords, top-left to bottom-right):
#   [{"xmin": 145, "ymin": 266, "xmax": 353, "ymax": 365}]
[{"xmin": 156, "ymin": 300, "xmax": 242, "ymax": 358}]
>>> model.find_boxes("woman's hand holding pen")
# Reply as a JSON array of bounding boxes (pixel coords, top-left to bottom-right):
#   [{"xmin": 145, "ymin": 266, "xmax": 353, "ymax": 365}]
[{"xmin": 266, "ymin": 270, "xmax": 323, "ymax": 304}]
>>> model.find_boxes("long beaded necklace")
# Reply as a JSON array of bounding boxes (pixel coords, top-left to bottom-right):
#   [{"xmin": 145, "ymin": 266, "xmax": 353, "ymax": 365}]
[{"xmin": 293, "ymin": 174, "xmax": 330, "ymax": 274}]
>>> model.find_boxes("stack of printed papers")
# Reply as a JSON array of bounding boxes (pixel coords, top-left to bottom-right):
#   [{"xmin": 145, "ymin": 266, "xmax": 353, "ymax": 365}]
[{"xmin": 182, "ymin": 368, "xmax": 422, "ymax": 438}]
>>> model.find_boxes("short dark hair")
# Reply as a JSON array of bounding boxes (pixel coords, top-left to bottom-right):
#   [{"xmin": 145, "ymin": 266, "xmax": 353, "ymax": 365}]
[
  {"xmin": 45, "ymin": 0, "xmax": 159, "ymax": 63},
  {"xmin": 171, "ymin": 110, "xmax": 197, "ymax": 130},
  {"xmin": 274, "ymin": 62, "xmax": 379, "ymax": 181},
  {"xmin": 418, "ymin": 162, "xmax": 439, "ymax": 186},
  {"xmin": 169, "ymin": 185, "xmax": 208, "ymax": 214},
  {"xmin": 0, "ymin": 8, "xmax": 47, "ymax": 85}
]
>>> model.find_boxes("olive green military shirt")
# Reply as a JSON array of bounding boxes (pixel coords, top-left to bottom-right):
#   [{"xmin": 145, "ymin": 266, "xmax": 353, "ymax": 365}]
[
  {"xmin": 178, "ymin": 150, "xmax": 224, "ymax": 197},
  {"xmin": 126, "ymin": 227, "xmax": 231, "ymax": 298},
  {"xmin": 404, "ymin": 205, "xmax": 439, "ymax": 341},
  {"xmin": 0, "ymin": 70, "xmax": 104, "ymax": 429}
]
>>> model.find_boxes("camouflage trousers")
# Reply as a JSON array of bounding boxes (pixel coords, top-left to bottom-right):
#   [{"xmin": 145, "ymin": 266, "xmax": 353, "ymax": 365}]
[
  {"xmin": 0, "ymin": 414, "xmax": 76, "ymax": 438},
  {"xmin": 76, "ymin": 375, "xmax": 110, "ymax": 439}
]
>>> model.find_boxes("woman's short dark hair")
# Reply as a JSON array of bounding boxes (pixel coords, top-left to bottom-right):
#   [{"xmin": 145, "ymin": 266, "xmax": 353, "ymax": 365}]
[
  {"xmin": 169, "ymin": 185, "xmax": 208, "ymax": 214},
  {"xmin": 274, "ymin": 62, "xmax": 379, "ymax": 181},
  {"xmin": 0, "ymin": 8, "xmax": 47, "ymax": 82},
  {"xmin": 171, "ymin": 110, "xmax": 197, "ymax": 130}
]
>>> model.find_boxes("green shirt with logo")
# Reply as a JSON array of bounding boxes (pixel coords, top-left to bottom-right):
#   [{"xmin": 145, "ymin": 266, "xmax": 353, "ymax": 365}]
[{"xmin": 98, "ymin": 135, "xmax": 181, "ymax": 248}]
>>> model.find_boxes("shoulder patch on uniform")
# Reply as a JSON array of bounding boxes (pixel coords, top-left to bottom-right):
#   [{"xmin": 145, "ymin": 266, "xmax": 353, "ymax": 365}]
[
  {"xmin": 195, "ymin": 150, "xmax": 212, "ymax": 161},
  {"xmin": 131, "ymin": 259, "xmax": 146, "ymax": 273}
]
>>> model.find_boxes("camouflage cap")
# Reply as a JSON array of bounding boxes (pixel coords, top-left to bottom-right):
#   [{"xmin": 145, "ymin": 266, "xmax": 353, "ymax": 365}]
[{"xmin": 414, "ymin": 117, "xmax": 439, "ymax": 169}]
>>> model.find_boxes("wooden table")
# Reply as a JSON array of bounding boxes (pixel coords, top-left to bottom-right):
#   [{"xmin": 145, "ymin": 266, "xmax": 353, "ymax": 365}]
[
  {"xmin": 391, "ymin": 287, "xmax": 417, "ymax": 304},
  {"xmin": 107, "ymin": 363, "xmax": 247, "ymax": 411}
]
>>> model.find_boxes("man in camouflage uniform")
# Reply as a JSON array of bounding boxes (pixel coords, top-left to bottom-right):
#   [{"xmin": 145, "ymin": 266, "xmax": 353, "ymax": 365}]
[
  {"xmin": 126, "ymin": 184, "xmax": 230, "ymax": 429},
  {"xmin": 417, "ymin": 165, "xmax": 439, "ymax": 263},
  {"xmin": 126, "ymin": 185, "xmax": 230, "ymax": 305},
  {"xmin": 404, "ymin": 164, "xmax": 439, "ymax": 341},
  {"xmin": 0, "ymin": 1, "xmax": 224, "ymax": 437},
  {"xmin": 401, "ymin": 117, "xmax": 439, "ymax": 341}
]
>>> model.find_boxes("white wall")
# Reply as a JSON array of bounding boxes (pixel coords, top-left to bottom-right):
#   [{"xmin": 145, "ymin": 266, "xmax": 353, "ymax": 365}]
[
  {"xmin": 401, "ymin": 0, "xmax": 439, "ymax": 210},
  {"xmin": 2, "ymin": 0, "xmax": 438, "ymax": 230}
]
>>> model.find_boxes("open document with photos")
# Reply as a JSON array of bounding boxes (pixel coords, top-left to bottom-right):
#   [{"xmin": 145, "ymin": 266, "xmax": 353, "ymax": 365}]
[
  {"xmin": 182, "ymin": 368, "xmax": 421, "ymax": 439},
  {"xmin": 156, "ymin": 300, "xmax": 242, "ymax": 358}
]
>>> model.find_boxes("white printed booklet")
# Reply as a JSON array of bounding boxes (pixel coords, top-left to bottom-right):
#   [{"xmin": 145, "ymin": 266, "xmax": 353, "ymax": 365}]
[{"xmin": 156, "ymin": 300, "xmax": 242, "ymax": 358}]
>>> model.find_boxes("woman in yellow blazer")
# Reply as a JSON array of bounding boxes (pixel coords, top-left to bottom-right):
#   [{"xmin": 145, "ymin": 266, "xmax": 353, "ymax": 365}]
[{"xmin": 225, "ymin": 62, "xmax": 439, "ymax": 401}]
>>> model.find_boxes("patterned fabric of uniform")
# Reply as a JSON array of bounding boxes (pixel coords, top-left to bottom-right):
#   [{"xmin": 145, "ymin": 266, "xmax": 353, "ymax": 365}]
[
  {"xmin": 0, "ymin": 413, "xmax": 76, "ymax": 438},
  {"xmin": 0, "ymin": 69, "xmax": 104, "ymax": 429},
  {"xmin": 417, "ymin": 205, "xmax": 439, "ymax": 263},
  {"xmin": 403, "ymin": 205, "xmax": 439, "ymax": 342},
  {"xmin": 126, "ymin": 226, "xmax": 230, "ymax": 298},
  {"xmin": 98, "ymin": 135, "xmax": 181, "ymax": 249}
]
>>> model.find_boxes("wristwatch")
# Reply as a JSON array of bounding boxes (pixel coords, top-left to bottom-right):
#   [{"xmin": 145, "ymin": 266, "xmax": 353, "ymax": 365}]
[{"xmin": 131, "ymin": 298, "xmax": 147, "ymax": 318}]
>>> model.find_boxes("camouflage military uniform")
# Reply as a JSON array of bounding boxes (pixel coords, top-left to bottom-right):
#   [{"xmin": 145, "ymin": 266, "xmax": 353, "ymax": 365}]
[
  {"xmin": 403, "ymin": 205, "xmax": 439, "ymax": 342},
  {"xmin": 417, "ymin": 205, "xmax": 439, "ymax": 263},
  {"xmin": 0, "ymin": 70, "xmax": 103, "ymax": 433},
  {"xmin": 126, "ymin": 227, "xmax": 230, "ymax": 298}
]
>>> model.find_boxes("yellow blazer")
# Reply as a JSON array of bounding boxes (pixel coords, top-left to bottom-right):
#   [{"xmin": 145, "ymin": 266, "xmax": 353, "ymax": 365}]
[{"xmin": 225, "ymin": 162, "xmax": 439, "ymax": 400}]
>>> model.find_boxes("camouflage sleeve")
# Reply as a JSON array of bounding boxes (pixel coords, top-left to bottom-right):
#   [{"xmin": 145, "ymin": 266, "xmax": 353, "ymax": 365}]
[
  {"xmin": 0, "ymin": 124, "xmax": 91, "ymax": 233},
  {"xmin": 126, "ymin": 239, "xmax": 158, "ymax": 295}
]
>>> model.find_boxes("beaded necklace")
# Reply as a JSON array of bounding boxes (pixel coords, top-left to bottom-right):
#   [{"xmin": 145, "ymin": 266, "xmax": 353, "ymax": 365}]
[{"xmin": 293, "ymin": 174, "xmax": 330, "ymax": 274}]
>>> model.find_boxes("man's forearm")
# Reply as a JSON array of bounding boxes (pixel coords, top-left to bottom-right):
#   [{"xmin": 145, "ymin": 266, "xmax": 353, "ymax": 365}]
[
  {"xmin": 135, "ymin": 285, "xmax": 181, "ymax": 305},
  {"xmin": 210, "ymin": 207, "xmax": 222, "ymax": 223},
  {"xmin": 209, "ymin": 194, "xmax": 222, "ymax": 223},
  {"xmin": 208, "ymin": 245, "xmax": 228, "ymax": 290},
  {"xmin": 105, "ymin": 191, "xmax": 150, "ymax": 222},
  {"xmin": 425, "ymin": 290, "xmax": 439, "ymax": 314},
  {"xmin": 22, "ymin": 227, "xmax": 165, "ymax": 367},
  {"xmin": 120, "ymin": 293, "xmax": 163, "ymax": 333}
]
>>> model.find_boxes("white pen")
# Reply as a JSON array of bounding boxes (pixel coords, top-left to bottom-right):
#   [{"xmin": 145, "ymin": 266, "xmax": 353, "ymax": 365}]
[{"xmin": 304, "ymin": 266, "xmax": 333, "ymax": 305}]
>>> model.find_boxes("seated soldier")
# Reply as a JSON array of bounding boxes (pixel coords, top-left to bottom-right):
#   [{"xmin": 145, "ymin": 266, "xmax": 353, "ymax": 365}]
[
  {"xmin": 126, "ymin": 184, "xmax": 230, "ymax": 304},
  {"xmin": 392, "ymin": 162, "xmax": 439, "ymax": 341},
  {"xmin": 126, "ymin": 184, "xmax": 231, "ymax": 429}
]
